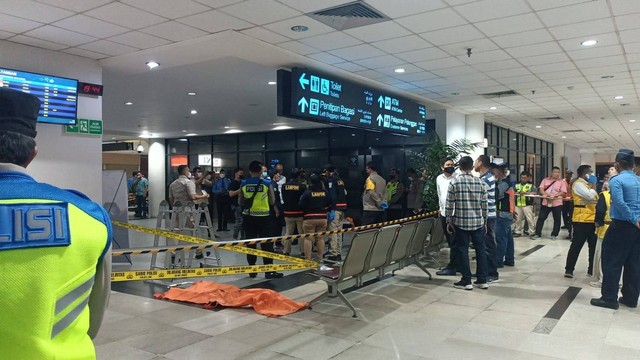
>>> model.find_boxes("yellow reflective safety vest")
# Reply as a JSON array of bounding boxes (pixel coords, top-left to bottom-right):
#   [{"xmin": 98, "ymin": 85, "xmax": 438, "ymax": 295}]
[
  {"xmin": 515, "ymin": 182, "xmax": 534, "ymax": 207},
  {"xmin": 572, "ymin": 178, "xmax": 598, "ymax": 223},
  {"xmin": 241, "ymin": 177, "xmax": 271, "ymax": 217},
  {"xmin": 596, "ymin": 190, "xmax": 612, "ymax": 239},
  {"xmin": 0, "ymin": 171, "xmax": 111, "ymax": 360}
]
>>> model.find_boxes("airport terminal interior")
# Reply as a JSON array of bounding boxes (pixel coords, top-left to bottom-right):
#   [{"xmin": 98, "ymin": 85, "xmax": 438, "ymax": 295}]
[{"xmin": 2, "ymin": 0, "xmax": 640, "ymax": 359}]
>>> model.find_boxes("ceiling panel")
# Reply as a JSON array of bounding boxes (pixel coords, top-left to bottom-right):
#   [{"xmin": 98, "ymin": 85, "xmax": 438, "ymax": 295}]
[
  {"xmin": 371, "ymin": 35, "xmax": 432, "ymax": 54},
  {"xmin": 177, "ymin": 10, "xmax": 253, "ymax": 33},
  {"xmin": 24, "ymin": 26, "xmax": 96, "ymax": 47},
  {"xmin": 275, "ymin": 0, "xmax": 354, "ymax": 13},
  {"xmin": 491, "ymin": 28, "xmax": 553, "ymax": 48},
  {"xmin": 328, "ymin": 44, "xmax": 386, "ymax": 61},
  {"xmin": 0, "ymin": 12, "xmax": 42, "ymax": 34},
  {"xmin": 306, "ymin": 52, "xmax": 345, "ymax": 64},
  {"xmin": 395, "ymin": 8, "xmax": 468, "ymax": 33},
  {"xmin": 79, "ymin": 39, "xmax": 139, "ymax": 56},
  {"xmin": 395, "ymin": 47, "xmax": 450, "ymax": 62},
  {"xmin": 121, "ymin": 0, "xmax": 211, "ymax": 19},
  {"xmin": 364, "ymin": 0, "xmax": 448, "ymax": 18},
  {"xmin": 108, "ymin": 31, "xmax": 172, "ymax": 49},
  {"xmin": 240, "ymin": 27, "xmax": 290, "ymax": 44},
  {"xmin": 54, "ymin": 15, "xmax": 129, "ymax": 39},
  {"xmin": 344, "ymin": 21, "xmax": 412, "ymax": 43},
  {"xmin": 298, "ymin": 32, "xmax": 361, "ymax": 51},
  {"xmin": 219, "ymin": 0, "xmax": 301, "ymax": 26},
  {"xmin": 0, "ymin": 0, "xmax": 73, "ymax": 23},
  {"xmin": 36, "ymin": 0, "xmax": 113, "ymax": 12},
  {"xmin": 537, "ymin": 1, "xmax": 611, "ymax": 27},
  {"xmin": 8, "ymin": 34, "xmax": 68, "ymax": 50},
  {"xmin": 139, "ymin": 21, "xmax": 208, "ymax": 42},
  {"xmin": 352, "ymin": 54, "xmax": 405, "ymax": 69},
  {"xmin": 454, "ymin": 0, "xmax": 531, "ymax": 23},
  {"xmin": 86, "ymin": 3, "xmax": 167, "ymax": 29},
  {"xmin": 419, "ymin": 25, "xmax": 485, "ymax": 46},
  {"xmin": 475, "ymin": 13, "xmax": 544, "ymax": 37}
]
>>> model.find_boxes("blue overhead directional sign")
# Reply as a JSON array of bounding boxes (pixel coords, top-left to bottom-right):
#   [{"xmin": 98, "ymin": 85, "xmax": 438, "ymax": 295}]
[{"xmin": 277, "ymin": 67, "xmax": 427, "ymax": 136}]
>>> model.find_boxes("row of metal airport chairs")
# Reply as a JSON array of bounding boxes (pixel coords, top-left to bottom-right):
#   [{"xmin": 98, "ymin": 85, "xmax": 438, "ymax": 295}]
[{"xmin": 310, "ymin": 217, "xmax": 444, "ymax": 318}]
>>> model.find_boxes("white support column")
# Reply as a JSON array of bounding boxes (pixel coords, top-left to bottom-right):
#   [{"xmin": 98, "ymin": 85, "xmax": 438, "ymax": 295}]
[
  {"xmin": 465, "ymin": 114, "xmax": 485, "ymax": 160},
  {"xmin": 148, "ymin": 139, "xmax": 166, "ymax": 218}
]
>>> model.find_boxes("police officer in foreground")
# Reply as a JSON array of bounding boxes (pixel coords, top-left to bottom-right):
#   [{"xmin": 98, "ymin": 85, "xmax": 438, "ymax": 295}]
[
  {"xmin": 239, "ymin": 160, "xmax": 283, "ymax": 279},
  {"xmin": 0, "ymin": 88, "xmax": 112, "ymax": 359},
  {"xmin": 324, "ymin": 166, "xmax": 348, "ymax": 261}
]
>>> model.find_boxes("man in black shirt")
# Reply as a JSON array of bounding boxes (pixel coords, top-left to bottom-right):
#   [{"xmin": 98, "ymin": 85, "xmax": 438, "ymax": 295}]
[{"xmin": 228, "ymin": 167, "xmax": 244, "ymax": 240}]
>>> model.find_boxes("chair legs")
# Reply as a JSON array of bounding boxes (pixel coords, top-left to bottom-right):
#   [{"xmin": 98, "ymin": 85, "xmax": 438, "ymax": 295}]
[
  {"xmin": 410, "ymin": 257, "xmax": 433, "ymax": 280},
  {"xmin": 308, "ymin": 291, "xmax": 329, "ymax": 309},
  {"xmin": 337, "ymin": 289, "xmax": 358, "ymax": 318}
]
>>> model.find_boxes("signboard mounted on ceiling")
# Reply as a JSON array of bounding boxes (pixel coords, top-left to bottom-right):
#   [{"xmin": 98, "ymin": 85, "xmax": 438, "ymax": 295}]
[{"xmin": 277, "ymin": 67, "xmax": 427, "ymax": 136}]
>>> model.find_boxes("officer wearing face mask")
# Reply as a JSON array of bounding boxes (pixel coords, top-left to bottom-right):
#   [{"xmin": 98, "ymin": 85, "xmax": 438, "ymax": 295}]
[
  {"xmin": 436, "ymin": 158, "xmax": 458, "ymax": 276},
  {"xmin": 564, "ymin": 164, "xmax": 599, "ymax": 279}
]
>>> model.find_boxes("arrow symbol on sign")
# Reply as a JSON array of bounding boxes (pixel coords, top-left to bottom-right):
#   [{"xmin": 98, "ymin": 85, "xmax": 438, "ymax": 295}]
[
  {"xmin": 378, "ymin": 96, "xmax": 384, "ymax": 108},
  {"xmin": 377, "ymin": 114, "xmax": 383, "ymax": 126},
  {"xmin": 298, "ymin": 97, "xmax": 309, "ymax": 113},
  {"xmin": 299, "ymin": 72, "xmax": 309, "ymax": 90}
]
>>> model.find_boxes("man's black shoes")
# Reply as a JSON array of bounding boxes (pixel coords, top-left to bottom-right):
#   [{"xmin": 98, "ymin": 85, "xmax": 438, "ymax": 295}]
[
  {"xmin": 436, "ymin": 268, "xmax": 457, "ymax": 276},
  {"xmin": 619, "ymin": 297, "xmax": 638, "ymax": 308},
  {"xmin": 265, "ymin": 272, "xmax": 284, "ymax": 279},
  {"xmin": 590, "ymin": 298, "xmax": 619, "ymax": 310}
]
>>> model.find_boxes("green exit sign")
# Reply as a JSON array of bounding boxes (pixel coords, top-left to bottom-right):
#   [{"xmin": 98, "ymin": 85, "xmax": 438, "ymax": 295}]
[{"xmin": 66, "ymin": 119, "xmax": 102, "ymax": 135}]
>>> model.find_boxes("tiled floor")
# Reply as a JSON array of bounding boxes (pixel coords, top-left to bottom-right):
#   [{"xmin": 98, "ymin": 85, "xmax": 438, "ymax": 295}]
[{"xmin": 96, "ymin": 220, "xmax": 640, "ymax": 360}]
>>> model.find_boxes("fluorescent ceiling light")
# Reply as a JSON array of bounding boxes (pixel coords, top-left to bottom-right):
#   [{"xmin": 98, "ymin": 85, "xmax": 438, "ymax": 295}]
[
  {"xmin": 489, "ymin": 106, "xmax": 497, "ymax": 110},
  {"xmin": 187, "ymin": 92, "xmax": 196, "ymax": 96},
  {"xmin": 124, "ymin": 101, "xmax": 133, "ymax": 105},
  {"xmin": 185, "ymin": 133, "xmax": 198, "ymax": 136},
  {"xmin": 139, "ymin": 133, "xmax": 151, "ymax": 138},
  {"xmin": 561, "ymin": 136, "xmax": 567, "ymax": 139},
  {"xmin": 630, "ymin": 119, "xmax": 636, "ymax": 122},
  {"xmin": 190, "ymin": 109, "xmax": 197, "ymax": 115},
  {"xmin": 273, "ymin": 125, "xmax": 292, "ymax": 130},
  {"xmin": 614, "ymin": 95, "xmax": 624, "ymax": 100},
  {"xmin": 224, "ymin": 129, "xmax": 242, "ymax": 134},
  {"xmin": 535, "ymin": 125, "xmax": 542, "ymax": 128},
  {"xmin": 178, "ymin": 139, "xmax": 188, "ymax": 142},
  {"xmin": 268, "ymin": 81, "xmax": 277, "ymax": 85},
  {"xmin": 146, "ymin": 61, "xmax": 159, "ymax": 69},
  {"xmin": 394, "ymin": 68, "xmax": 406, "ymax": 73},
  {"xmin": 581, "ymin": 39, "xmax": 597, "ymax": 47}
]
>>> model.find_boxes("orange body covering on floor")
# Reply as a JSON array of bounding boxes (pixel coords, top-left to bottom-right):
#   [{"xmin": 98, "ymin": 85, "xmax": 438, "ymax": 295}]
[{"xmin": 154, "ymin": 281, "xmax": 309, "ymax": 317}]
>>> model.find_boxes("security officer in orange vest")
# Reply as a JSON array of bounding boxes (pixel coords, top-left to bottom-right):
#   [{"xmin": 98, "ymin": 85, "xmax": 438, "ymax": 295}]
[
  {"xmin": 0, "ymin": 88, "xmax": 112, "ymax": 359},
  {"xmin": 565, "ymin": 164, "xmax": 599, "ymax": 278}
]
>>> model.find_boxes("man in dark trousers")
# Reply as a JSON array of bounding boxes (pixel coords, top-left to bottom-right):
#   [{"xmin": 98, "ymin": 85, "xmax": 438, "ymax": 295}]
[
  {"xmin": 446, "ymin": 156, "xmax": 489, "ymax": 290},
  {"xmin": 592, "ymin": 149, "xmax": 640, "ymax": 309},
  {"xmin": 325, "ymin": 166, "xmax": 348, "ymax": 261},
  {"xmin": 239, "ymin": 160, "xmax": 283, "ymax": 279},
  {"xmin": 281, "ymin": 170, "xmax": 306, "ymax": 256}
]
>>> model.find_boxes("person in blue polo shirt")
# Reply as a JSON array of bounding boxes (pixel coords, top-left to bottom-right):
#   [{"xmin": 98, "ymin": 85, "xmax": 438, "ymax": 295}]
[{"xmin": 591, "ymin": 149, "xmax": 640, "ymax": 310}]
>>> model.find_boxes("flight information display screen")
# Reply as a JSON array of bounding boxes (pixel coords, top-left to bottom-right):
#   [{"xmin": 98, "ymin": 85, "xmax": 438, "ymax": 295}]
[
  {"xmin": 0, "ymin": 67, "xmax": 78, "ymax": 125},
  {"xmin": 278, "ymin": 67, "xmax": 426, "ymax": 136}
]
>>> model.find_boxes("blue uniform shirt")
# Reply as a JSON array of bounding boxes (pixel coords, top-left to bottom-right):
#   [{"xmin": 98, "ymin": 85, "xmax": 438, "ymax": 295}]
[{"xmin": 608, "ymin": 170, "xmax": 640, "ymax": 224}]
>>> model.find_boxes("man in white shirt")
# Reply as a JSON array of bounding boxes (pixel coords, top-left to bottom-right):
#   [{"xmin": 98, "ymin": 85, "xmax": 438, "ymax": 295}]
[{"xmin": 436, "ymin": 158, "xmax": 458, "ymax": 276}]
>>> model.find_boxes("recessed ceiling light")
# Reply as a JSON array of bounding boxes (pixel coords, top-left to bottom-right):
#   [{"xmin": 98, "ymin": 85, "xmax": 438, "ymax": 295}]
[
  {"xmin": 187, "ymin": 92, "xmax": 196, "ymax": 96},
  {"xmin": 224, "ymin": 126, "xmax": 231, "ymax": 129},
  {"xmin": 185, "ymin": 133, "xmax": 198, "ymax": 136},
  {"xmin": 224, "ymin": 129, "xmax": 242, "ymax": 134},
  {"xmin": 561, "ymin": 136, "xmax": 567, "ymax": 139},
  {"xmin": 267, "ymin": 81, "xmax": 277, "ymax": 85},
  {"xmin": 182, "ymin": 129, "xmax": 187, "ymax": 132},
  {"xmin": 146, "ymin": 61, "xmax": 159, "ymax": 69},
  {"xmin": 178, "ymin": 138, "xmax": 188, "ymax": 142},
  {"xmin": 614, "ymin": 95, "xmax": 624, "ymax": 100},
  {"xmin": 535, "ymin": 125, "xmax": 542, "ymax": 128},
  {"xmin": 139, "ymin": 133, "xmax": 152, "ymax": 138},
  {"xmin": 290, "ymin": 25, "xmax": 308, "ymax": 32},
  {"xmin": 190, "ymin": 109, "xmax": 197, "ymax": 115},
  {"xmin": 394, "ymin": 68, "xmax": 406, "ymax": 73},
  {"xmin": 630, "ymin": 119, "xmax": 636, "ymax": 123},
  {"xmin": 512, "ymin": 138, "xmax": 516, "ymax": 141},
  {"xmin": 489, "ymin": 106, "xmax": 497, "ymax": 110},
  {"xmin": 351, "ymin": 133, "xmax": 356, "ymax": 136},
  {"xmin": 601, "ymin": 75, "xmax": 614, "ymax": 79},
  {"xmin": 581, "ymin": 39, "xmax": 597, "ymax": 47},
  {"xmin": 124, "ymin": 101, "xmax": 133, "ymax": 105},
  {"xmin": 273, "ymin": 125, "xmax": 292, "ymax": 130}
]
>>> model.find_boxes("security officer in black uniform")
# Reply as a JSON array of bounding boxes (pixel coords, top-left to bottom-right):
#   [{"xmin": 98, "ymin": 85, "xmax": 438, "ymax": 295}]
[
  {"xmin": 299, "ymin": 174, "xmax": 332, "ymax": 260},
  {"xmin": 281, "ymin": 170, "xmax": 307, "ymax": 256},
  {"xmin": 324, "ymin": 166, "xmax": 348, "ymax": 261}
]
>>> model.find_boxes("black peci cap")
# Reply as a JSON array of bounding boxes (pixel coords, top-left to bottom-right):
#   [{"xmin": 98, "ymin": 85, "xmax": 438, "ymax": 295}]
[
  {"xmin": 616, "ymin": 149, "xmax": 635, "ymax": 164},
  {"xmin": 0, "ymin": 87, "xmax": 41, "ymax": 138}
]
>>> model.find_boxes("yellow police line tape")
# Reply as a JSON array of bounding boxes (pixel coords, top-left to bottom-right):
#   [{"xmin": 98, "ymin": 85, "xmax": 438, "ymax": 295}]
[
  {"xmin": 110, "ymin": 210, "xmax": 439, "ymax": 257},
  {"xmin": 110, "ymin": 211, "xmax": 438, "ymax": 282},
  {"xmin": 111, "ymin": 263, "xmax": 311, "ymax": 282}
]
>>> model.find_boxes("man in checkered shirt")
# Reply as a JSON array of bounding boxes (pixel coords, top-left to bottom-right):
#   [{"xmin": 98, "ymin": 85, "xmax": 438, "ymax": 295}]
[{"xmin": 445, "ymin": 156, "xmax": 489, "ymax": 291}]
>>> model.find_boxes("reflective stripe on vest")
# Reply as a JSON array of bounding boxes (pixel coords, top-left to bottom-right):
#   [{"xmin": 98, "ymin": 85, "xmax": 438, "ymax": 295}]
[
  {"xmin": 515, "ymin": 183, "xmax": 533, "ymax": 207},
  {"xmin": 0, "ymin": 199, "xmax": 108, "ymax": 360},
  {"xmin": 386, "ymin": 182, "xmax": 399, "ymax": 202},
  {"xmin": 572, "ymin": 178, "xmax": 597, "ymax": 223},
  {"xmin": 596, "ymin": 191, "xmax": 612, "ymax": 239}
]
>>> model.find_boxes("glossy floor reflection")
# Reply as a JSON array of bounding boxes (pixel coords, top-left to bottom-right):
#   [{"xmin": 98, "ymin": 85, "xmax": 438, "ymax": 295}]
[{"xmin": 96, "ymin": 221, "xmax": 640, "ymax": 360}]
